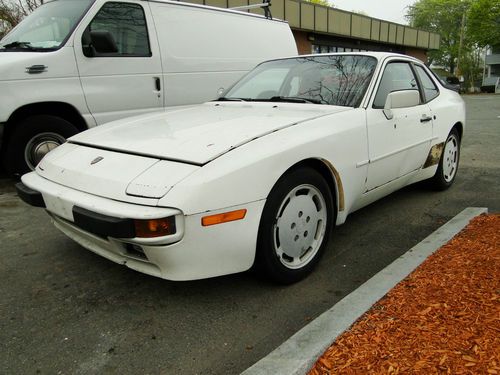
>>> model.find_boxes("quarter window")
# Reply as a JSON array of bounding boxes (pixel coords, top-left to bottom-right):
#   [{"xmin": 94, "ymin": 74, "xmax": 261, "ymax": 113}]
[
  {"xmin": 85, "ymin": 2, "xmax": 151, "ymax": 57},
  {"xmin": 415, "ymin": 65, "xmax": 439, "ymax": 102},
  {"xmin": 373, "ymin": 62, "xmax": 419, "ymax": 108}
]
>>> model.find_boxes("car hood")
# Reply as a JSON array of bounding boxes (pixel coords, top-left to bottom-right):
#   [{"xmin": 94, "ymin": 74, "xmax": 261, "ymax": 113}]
[{"xmin": 70, "ymin": 102, "xmax": 352, "ymax": 165}]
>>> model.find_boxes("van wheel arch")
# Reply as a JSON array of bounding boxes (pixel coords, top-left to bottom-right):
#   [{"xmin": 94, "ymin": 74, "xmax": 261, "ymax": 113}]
[
  {"xmin": 3, "ymin": 103, "xmax": 87, "ymax": 175},
  {"xmin": 5, "ymin": 102, "xmax": 88, "ymax": 138}
]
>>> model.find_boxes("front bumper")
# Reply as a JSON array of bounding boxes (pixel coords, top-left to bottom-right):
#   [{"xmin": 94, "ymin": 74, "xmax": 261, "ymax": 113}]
[{"xmin": 19, "ymin": 172, "xmax": 265, "ymax": 281}]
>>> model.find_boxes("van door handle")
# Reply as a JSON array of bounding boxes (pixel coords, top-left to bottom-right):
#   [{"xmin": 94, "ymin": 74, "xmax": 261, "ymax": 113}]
[
  {"xmin": 420, "ymin": 115, "xmax": 432, "ymax": 123},
  {"xmin": 26, "ymin": 65, "xmax": 48, "ymax": 74},
  {"xmin": 154, "ymin": 77, "xmax": 161, "ymax": 91}
]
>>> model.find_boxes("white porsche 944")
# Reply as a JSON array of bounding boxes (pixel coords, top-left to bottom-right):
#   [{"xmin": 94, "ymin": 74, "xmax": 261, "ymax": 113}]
[{"xmin": 17, "ymin": 53, "xmax": 465, "ymax": 284}]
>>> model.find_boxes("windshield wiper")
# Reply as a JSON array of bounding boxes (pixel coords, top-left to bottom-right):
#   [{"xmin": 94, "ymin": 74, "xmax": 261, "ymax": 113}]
[
  {"xmin": 213, "ymin": 97, "xmax": 249, "ymax": 102},
  {"xmin": 1, "ymin": 41, "xmax": 36, "ymax": 50},
  {"xmin": 266, "ymin": 96, "xmax": 324, "ymax": 104}
]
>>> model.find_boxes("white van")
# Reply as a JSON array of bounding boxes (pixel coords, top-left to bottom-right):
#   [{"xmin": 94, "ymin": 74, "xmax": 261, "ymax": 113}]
[{"xmin": 0, "ymin": 0, "xmax": 297, "ymax": 175}]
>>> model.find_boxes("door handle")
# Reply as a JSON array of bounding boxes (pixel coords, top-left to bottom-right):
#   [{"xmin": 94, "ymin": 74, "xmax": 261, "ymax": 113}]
[
  {"xmin": 154, "ymin": 77, "xmax": 161, "ymax": 91},
  {"xmin": 420, "ymin": 115, "xmax": 433, "ymax": 123}
]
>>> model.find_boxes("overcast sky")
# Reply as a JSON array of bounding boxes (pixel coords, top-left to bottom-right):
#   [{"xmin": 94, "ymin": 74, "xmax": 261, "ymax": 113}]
[{"xmin": 332, "ymin": 0, "xmax": 416, "ymax": 25}]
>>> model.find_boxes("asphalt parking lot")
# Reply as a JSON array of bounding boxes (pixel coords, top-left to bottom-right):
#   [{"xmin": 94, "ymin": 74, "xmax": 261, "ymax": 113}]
[{"xmin": 1, "ymin": 95, "xmax": 499, "ymax": 375}]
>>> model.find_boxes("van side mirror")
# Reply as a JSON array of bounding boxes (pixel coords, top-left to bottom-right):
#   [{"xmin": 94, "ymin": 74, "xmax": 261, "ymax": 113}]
[
  {"xmin": 383, "ymin": 90, "xmax": 420, "ymax": 120},
  {"xmin": 89, "ymin": 30, "xmax": 118, "ymax": 54}
]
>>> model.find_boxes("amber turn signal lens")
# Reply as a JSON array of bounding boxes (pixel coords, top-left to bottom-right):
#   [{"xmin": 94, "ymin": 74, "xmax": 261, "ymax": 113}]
[
  {"xmin": 134, "ymin": 216, "xmax": 176, "ymax": 238},
  {"xmin": 201, "ymin": 209, "xmax": 247, "ymax": 226}
]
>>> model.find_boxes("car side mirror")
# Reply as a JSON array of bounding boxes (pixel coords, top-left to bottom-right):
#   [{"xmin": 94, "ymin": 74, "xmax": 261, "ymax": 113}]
[
  {"xmin": 90, "ymin": 30, "xmax": 118, "ymax": 54},
  {"xmin": 383, "ymin": 90, "xmax": 420, "ymax": 120}
]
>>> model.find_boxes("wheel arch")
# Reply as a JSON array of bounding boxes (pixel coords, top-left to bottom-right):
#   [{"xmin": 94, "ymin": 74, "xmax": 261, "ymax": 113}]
[
  {"xmin": 283, "ymin": 158, "xmax": 345, "ymax": 214},
  {"xmin": 452, "ymin": 122, "xmax": 463, "ymax": 140},
  {"xmin": 4, "ymin": 102, "xmax": 88, "ymax": 141}
]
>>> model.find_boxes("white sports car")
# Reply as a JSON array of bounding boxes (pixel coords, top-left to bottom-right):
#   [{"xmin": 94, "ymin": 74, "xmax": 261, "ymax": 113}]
[{"xmin": 17, "ymin": 52, "xmax": 465, "ymax": 284}]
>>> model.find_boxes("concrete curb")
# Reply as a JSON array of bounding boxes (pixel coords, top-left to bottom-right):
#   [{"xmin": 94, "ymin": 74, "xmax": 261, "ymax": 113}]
[{"xmin": 241, "ymin": 207, "xmax": 488, "ymax": 375}]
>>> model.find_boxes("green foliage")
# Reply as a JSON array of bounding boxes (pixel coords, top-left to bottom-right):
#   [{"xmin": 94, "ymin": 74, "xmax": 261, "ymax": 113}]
[
  {"xmin": 305, "ymin": 0, "xmax": 333, "ymax": 7},
  {"xmin": 468, "ymin": 0, "xmax": 500, "ymax": 47},
  {"xmin": 406, "ymin": 0, "xmax": 470, "ymax": 72}
]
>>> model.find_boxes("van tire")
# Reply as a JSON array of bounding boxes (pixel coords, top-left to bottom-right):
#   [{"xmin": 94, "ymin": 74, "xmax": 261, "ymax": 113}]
[{"xmin": 4, "ymin": 115, "xmax": 79, "ymax": 176}]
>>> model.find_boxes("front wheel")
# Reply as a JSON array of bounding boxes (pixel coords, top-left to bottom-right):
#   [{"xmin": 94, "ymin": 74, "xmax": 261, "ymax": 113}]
[
  {"xmin": 4, "ymin": 115, "xmax": 79, "ymax": 176},
  {"xmin": 255, "ymin": 168, "xmax": 334, "ymax": 284},
  {"xmin": 430, "ymin": 128, "xmax": 460, "ymax": 190}
]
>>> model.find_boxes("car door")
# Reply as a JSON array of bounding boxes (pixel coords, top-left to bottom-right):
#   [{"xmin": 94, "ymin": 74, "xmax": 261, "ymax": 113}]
[
  {"xmin": 73, "ymin": 1, "xmax": 163, "ymax": 125},
  {"xmin": 364, "ymin": 60, "xmax": 434, "ymax": 191}
]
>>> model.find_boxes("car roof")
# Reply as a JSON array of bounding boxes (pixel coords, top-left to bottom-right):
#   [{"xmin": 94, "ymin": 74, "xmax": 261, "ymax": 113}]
[{"xmin": 261, "ymin": 51, "xmax": 423, "ymax": 66}]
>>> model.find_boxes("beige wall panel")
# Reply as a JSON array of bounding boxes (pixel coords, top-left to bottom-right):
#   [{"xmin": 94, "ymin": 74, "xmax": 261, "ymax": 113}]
[
  {"xmin": 227, "ymin": 0, "xmax": 247, "ymax": 7},
  {"xmin": 205, "ymin": 0, "xmax": 227, "ymax": 8},
  {"xmin": 417, "ymin": 30, "xmax": 430, "ymax": 48},
  {"xmin": 379, "ymin": 22, "xmax": 389, "ymax": 42},
  {"xmin": 361, "ymin": 16, "xmax": 371, "ymax": 39},
  {"xmin": 185, "ymin": 0, "xmax": 205, "ymax": 5},
  {"xmin": 351, "ymin": 14, "xmax": 362, "ymax": 37},
  {"xmin": 429, "ymin": 33, "xmax": 435, "ymax": 49},
  {"xmin": 396, "ymin": 25, "xmax": 404, "ymax": 44},
  {"xmin": 270, "ymin": 0, "xmax": 285, "ymax": 20},
  {"xmin": 371, "ymin": 20, "xmax": 380, "ymax": 41},
  {"xmin": 315, "ymin": 6, "xmax": 328, "ymax": 32},
  {"xmin": 300, "ymin": 3, "xmax": 315, "ymax": 30},
  {"xmin": 388, "ymin": 24, "xmax": 397, "ymax": 43},
  {"xmin": 248, "ymin": 0, "xmax": 265, "ymax": 15},
  {"xmin": 404, "ymin": 28, "xmax": 417, "ymax": 46},
  {"xmin": 433, "ymin": 34, "xmax": 441, "ymax": 49},
  {"xmin": 328, "ymin": 9, "xmax": 350, "ymax": 36},
  {"xmin": 285, "ymin": 0, "xmax": 300, "ymax": 28}
]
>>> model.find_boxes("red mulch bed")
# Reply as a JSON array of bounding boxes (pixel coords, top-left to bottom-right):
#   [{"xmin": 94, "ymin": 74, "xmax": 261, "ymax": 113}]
[{"xmin": 309, "ymin": 214, "xmax": 500, "ymax": 374}]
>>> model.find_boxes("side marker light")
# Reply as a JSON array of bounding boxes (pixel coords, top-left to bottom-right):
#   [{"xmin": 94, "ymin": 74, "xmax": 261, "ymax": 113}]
[{"xmin": 201, "ymin": 209, "xmax": 247, "ymax": 226}]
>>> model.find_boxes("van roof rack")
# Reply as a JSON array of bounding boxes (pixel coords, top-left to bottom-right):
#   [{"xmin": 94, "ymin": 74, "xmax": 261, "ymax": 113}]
[{"xmin": 230, "ymin": 0, "xmax": 272, "ymax": 19}]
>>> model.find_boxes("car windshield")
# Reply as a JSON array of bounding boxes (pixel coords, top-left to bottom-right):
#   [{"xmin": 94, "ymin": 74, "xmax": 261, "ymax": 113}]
[
  {"xmin": 0, "ymin": 0, "xmax": 94, "ymax": 51},
  {"xmin": 221, "ymin": 55, "xmax": 377, "ymax": 107}
]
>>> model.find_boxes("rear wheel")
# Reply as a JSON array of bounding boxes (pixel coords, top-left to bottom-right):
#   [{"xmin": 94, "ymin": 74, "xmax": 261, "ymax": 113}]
[
  {"xmin": 255, "ymin": 168, "xmax": 334, "ymax": 284},
  {"xmin": 430, "ymin": 128, "xmax": 460, "ymax": 190},
  {"xmin": 4, "ymin": 115, "xmax": 79, "ymax": 176}
]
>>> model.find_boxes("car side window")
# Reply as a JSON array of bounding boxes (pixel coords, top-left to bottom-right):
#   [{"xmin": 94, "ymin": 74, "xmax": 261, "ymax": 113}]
[
  {"xmin": 415, "ymin": 65, "xmax": 439, "ymax": 102},
  {"xmin": 84, "ymin": 2, "xmax": 151, "ymax": 57},
  {"xmin": 373, "ymin": 62, "xmax": 419, "ymax": 108}
]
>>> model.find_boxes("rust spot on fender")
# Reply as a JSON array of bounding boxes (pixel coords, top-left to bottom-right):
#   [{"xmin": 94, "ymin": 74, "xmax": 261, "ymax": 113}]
[
  {"xmin": 423, "ymin": 142, "xmax": 444, "ymax": 168},
  {"xmin": 320, "ymin": 159, "xmax": 345, "ymax": 212}
]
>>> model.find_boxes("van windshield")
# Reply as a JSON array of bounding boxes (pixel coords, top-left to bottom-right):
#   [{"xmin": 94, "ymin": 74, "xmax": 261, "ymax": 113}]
[
  {"xmin": 221, "ymin": 55, "xmax": 377, "ymax": 107},
  {"xmin": 0, "ymin": 0, "xmax": 94, "ymax": 51}
]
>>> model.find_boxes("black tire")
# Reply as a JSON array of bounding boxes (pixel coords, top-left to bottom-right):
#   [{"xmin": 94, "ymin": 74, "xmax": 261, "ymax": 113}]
[
  {"xmin": 255, "ymin": 167, "xmax": 334, "ymax": 284},
  {"xmin": 4, "ymin": 115, "xmax": 79, "ymax": 176},
  {"xmin": 430, "ymin": 128, "xmax": 460, "ymax": 191}
]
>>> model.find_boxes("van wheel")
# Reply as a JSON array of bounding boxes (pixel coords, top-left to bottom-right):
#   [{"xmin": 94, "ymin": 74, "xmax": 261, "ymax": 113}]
[
  {"xmin": 5, "ymin": 115, "xmax": 79, "ymax": 176},
  {"xmin": 255, "ymin": 168, "xmax": 334, "ymax": 284}
]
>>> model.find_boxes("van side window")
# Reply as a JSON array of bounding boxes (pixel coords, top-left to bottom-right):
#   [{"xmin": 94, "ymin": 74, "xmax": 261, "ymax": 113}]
[
  {"xmin": 414, "ymin": 65, "xmax": 439, "ymax": 102},
  {"xmin": 373, "ymin": 62, "xmax": 420, "ymax": 108},
  {"xmin": 84, "ymin": 2, "xmax": 151, "ymax": 57}
]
